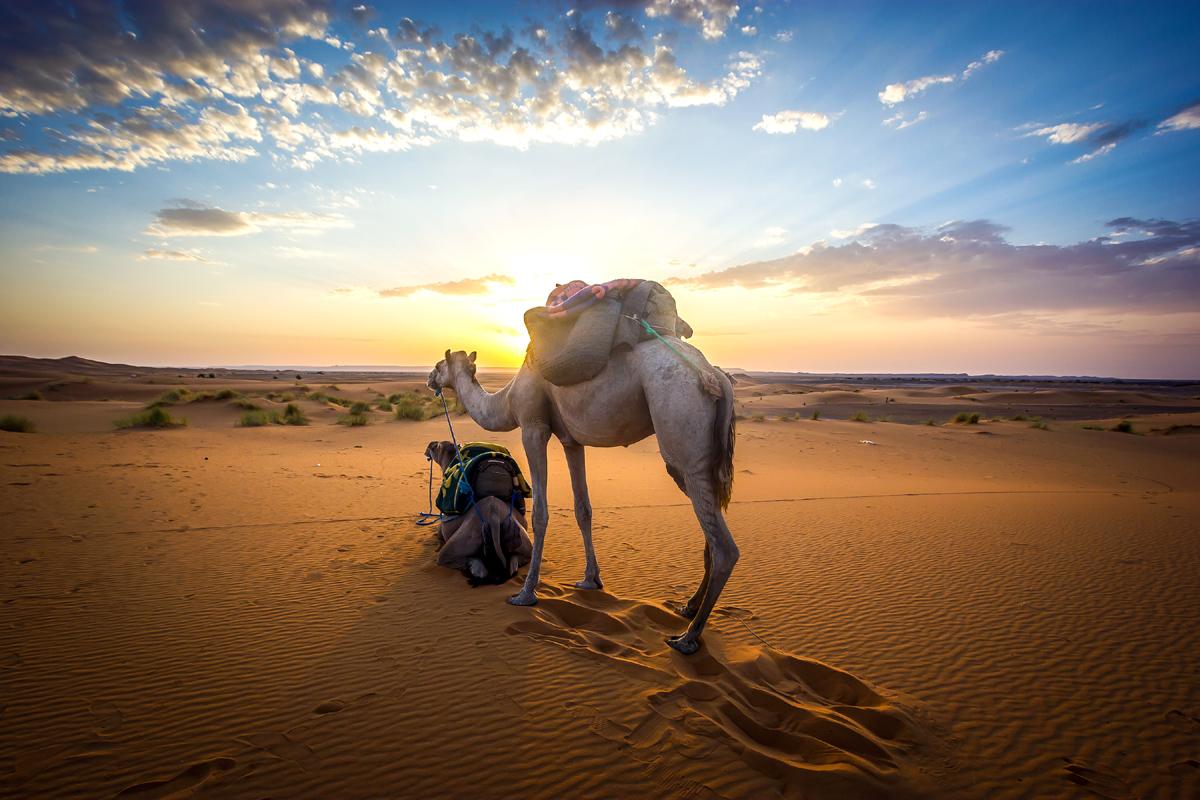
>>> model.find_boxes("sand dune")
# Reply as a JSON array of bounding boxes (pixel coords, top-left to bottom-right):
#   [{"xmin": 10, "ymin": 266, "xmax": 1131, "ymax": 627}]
[{"xmin": 1, "ymin": 369, "xmax": 1198, "ymax": 798}]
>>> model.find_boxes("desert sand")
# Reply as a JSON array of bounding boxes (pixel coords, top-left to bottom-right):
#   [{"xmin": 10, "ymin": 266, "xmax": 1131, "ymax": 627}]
[{"xmin": 1, "ymin": 358, "xmax": 1198, "ymax": 798}]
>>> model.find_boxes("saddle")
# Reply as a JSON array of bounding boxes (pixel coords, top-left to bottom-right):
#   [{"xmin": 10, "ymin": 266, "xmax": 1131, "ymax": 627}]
[
  {"xmin": 524, "ymin": 280, "xmax": 693, "ymax": 386},
  {"xmin": 435, "ymin": 442, "xmax": 532, "ymax": 517}
]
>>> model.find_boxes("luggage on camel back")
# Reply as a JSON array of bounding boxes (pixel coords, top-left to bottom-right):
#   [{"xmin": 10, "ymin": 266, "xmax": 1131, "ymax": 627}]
[
  {"xmin": 524, "ymin": 279, "xmax": 694, "ymax": 387},
  {"xmin": 435, "ymin": 442, "xmax": 532, "ymax": 518}
]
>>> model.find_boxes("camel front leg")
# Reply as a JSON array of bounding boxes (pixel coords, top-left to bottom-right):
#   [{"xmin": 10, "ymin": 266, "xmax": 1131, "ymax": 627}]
[
  {"xmin": 563, "ymin": 443, "xmax": 602, "ymax": 590},
  {"xmin": 509, "ymin": 424, "xmax": 550, "ymax": 606}
]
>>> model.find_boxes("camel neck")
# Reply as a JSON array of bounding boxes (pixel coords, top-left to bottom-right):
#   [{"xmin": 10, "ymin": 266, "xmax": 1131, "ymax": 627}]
[{"xmin": 451, "ymin": 370, "xmax": 517, "ymax": 432}]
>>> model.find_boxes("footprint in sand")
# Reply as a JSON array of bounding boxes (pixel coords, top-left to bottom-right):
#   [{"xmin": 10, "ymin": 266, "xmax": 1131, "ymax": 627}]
[
  {"xmin": 1061, "ymin": 757, "xmax": 1133, "ymax": 799},
  {"xmin": 313, "ymin": 700, "xmax": 345, "ymax": 715},
  {"xmin": 117, "ymin": 756, "xmax": 237, "ymax": 798},
  {"xmin": 507, "ymin": 585, "xmax": 932, "ymax": 796}
]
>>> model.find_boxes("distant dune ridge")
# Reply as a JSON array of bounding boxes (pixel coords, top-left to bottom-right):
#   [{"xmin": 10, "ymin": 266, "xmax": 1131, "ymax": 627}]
[{"xmin": 1, "ymin": 358, "xmax": 1198, "ymax": 797}]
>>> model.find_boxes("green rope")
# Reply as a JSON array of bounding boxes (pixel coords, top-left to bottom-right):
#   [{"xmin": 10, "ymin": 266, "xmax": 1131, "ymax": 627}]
[{"xmin": 634, "ymin": 317, "xmax": 708, "ymax": 375}]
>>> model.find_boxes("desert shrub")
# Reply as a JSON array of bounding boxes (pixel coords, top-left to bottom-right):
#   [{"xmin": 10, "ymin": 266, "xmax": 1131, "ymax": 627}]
[
  {"xmin": 1010, "ymin": 414, "xmax": 1027, "ymax": 422},
  {"xmin": 214, "ymin": 388, "xmax": 240, "ymax": 400},
  {"xmin": 850, "ymin": 411, "xmax": 871, "ymax": 422},
  {"xmin": 0, "ymin": 415, "xmax": 35, "ymax": 433},
  {"xmin": 338, "ymin": 412, "xmax": 369, "ymax": 426},
  {"xmin": 238, "ymin": 410, "xmax": 281, "ymax": 427},
  {"xmin": 18, "ymin": 390, "xmax": 43, "ymax": 401},
  {"xmin": 282, "ymin": 403, "xmax": 308, "ymax": 425},
  {"xmin": 924, "ymin": 419, "xmax": 936, "ymax": 426},
  {"xmin": 810, "ymin": 409, "xmax": 821, "ymax": 420},
  {"xmin": 147, "ymin": 388, "xmax": 191, "ymax": 407},
  {"xmin": 393, "ymin": 394, "xmax": 430, "ymax": 421},
  {"xmin": 952, "ymin": 412, "xmax": 980, "ymax": 424},
  {"xmin": 377, "ymin": 400, "xmax": 393, "ymax": 412},
  {"xmin": 349, "ymin": 401, "xmax": 371, "ymax": 415},
  {"xmin": 1029, "ymin": 417, "xmax": 1049, "ymax": 430},
  {"xmin": 325, "ymin": 384, "xmax": 341, "ymax": 391},
  {"xmin": 307, "ymin": 391, "xmax": 352, "ymax": 408},
  {"xmin": 115, "ymin": 407, "xmax": 186, "ymax": 429},
  {"xmin": 1111, "ymin": 419, "xmax": 1134, "ymax": 434},
  {"xmin": 751, "ymin": 414, "xmax": 765, "ymax": 422},
  {"xmin": 231, "ymin": 398, "xmax": 262, "ymax": 410}
]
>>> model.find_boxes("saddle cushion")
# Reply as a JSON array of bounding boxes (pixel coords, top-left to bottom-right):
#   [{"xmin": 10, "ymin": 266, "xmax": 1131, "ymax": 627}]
[{"xmin": 524, "ymin": 280, "xmax": 692, "ymax": 387}]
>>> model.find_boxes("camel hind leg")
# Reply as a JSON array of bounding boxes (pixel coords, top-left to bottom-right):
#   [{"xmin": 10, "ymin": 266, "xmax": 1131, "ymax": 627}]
[{"xmin": 666, "ymin": 470, "xmax": 738, "ymax": 654}]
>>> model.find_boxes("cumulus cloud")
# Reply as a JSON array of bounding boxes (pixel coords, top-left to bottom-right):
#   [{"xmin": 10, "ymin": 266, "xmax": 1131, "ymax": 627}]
[
  {"xmin": 145, "ymin": 202, "xmax": 351, "ymax": 237},
  {"xmin": 377, "ymin": 274, "xmax": 515, "ymax": 298},
  {"xmin": 0, "ymin": 1, "xmax": 762, "ymax": 173},
  {"xmin": 671, "ymin": 217, "xmax": 1200, "ymax": 317},
  {"xmin": 644, "ymin": 0, "xmax": 740, "ymax": 40},
  {"xmin": 752, "ymin": 110, "xmax": 833, "ymax": 134},
  {"xmin": 878, "ymin": 49, "xmax": 1003, "ymax": 105}
]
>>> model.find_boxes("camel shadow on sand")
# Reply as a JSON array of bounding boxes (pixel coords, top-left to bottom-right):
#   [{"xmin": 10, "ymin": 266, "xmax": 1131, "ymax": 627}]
[{"xmin": 506, "ymin": 584, "xmax": 940, "ymax": 799}]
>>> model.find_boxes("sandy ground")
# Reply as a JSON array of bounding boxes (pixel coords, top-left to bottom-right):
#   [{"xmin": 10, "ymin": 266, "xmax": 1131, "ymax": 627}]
[{"xmin": 1, "ymin": 372, "xmax": 1199, "ymax": 799}]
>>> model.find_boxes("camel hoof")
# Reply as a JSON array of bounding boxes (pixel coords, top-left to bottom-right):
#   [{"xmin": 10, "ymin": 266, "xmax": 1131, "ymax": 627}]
[
  {"xmin": 575, "ymin": 577, "xmax": 603, "ymax": 590},
  {"xmin": 666, "ymin": 634, "xmax": 700, "ymax": 655},
  {"xmin": 507, "ymin": 591, "xmax": 538, "ymax": 607},
  {"xmin": 676, "ymin": 604, "xmax": 698, "ymax": 620}
]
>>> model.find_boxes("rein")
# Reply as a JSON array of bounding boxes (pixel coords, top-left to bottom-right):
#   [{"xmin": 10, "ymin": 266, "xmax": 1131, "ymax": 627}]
[{"xmin": 415, "ymin": 389, "xmax": 489, "ymax": 528}]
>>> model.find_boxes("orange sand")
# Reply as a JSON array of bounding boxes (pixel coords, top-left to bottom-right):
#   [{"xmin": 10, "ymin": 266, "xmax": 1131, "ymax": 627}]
[{"xmin": 1, "ymin": 368, "xmax": 1198, "ymax": 798}]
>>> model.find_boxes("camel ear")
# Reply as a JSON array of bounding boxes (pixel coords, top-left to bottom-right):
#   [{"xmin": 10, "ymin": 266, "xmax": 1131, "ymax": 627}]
[
  {"xmin": 468, "ymin": 351, "xmax": 477, "ymax": 363},
  {"xmin": 444, "ymin": 349, "xmax": 451, "ymax": 362}
]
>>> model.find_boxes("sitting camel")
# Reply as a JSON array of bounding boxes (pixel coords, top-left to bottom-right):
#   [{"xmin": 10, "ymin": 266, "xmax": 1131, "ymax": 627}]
[
  {"xmin": 427, "ymin": 344, "xmax": 736, "ymax": 655},
  {"xmin": 424, "ymin": 441, "xmax": 532, "ymax": 584}
]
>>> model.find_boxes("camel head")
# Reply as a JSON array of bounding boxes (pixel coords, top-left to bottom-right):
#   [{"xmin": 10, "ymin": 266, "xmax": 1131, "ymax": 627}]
[
  {"xmin": 424, "ymin": 440, "xmax": 459, "ymax": 471},
  {"xmin": 427, "ymin": 349, "xmax": 477, "ymax": 394}
]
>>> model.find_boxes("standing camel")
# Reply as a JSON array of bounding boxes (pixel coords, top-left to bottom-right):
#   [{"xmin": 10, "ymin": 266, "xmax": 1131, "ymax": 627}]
[{"xmin": 427, "ymin": 341, "xmax": 737, "ymax": 655}]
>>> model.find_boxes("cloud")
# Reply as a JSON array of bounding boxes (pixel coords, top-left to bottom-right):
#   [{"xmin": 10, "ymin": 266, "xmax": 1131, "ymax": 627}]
[
  {"xmin": 861, "ymin": 178, "xmax": 876, "ymax": 189},
  {"xmin": 377, "ymin": 274, "xmax": 515, "ymax": 298},
  {"xmin": 883, "ymin": 110, "xmax": 927, "ymax": 129},
  {"xmin": 961, "ymin": 49, "xmax": 1004, "ymax": 79},
  {"xmin": 831, "ymin": 177, "xmax": 842, "ymax": 187},
  {"xmin": 604, "ymin": 11, "xmax": 644, "ymax": 43},
  {"xmin": 0, "ymin": 2, "xmax": 764, "ymax": 173},
  {"xmin": 644, "ymin": 0, "xmax": 740, "ymax": 40},
  {"xmin": 878, "ymin": 49, "xmax": 1003, "ymax": 105},
  {"xmin": 773, "ymin": 30, "xmax": 794, "ymax": 43},
  {"xmin": 1157, "ymin": 101, "xmax": 1200, "ymax": 133},
  {"xmin": 1026, "ymin": 122, "xmax": 1104, "ymax": 144},
  {"xmin": 671, "ymin": 217, "xmax": 1200, "ymax": 317},
  {"xmin": 740, "ymin": 26, "xmax": 758, "ymax": 37},
  {"xmin": 752, "ymin": 110, "xmax": 833, "ymax": 134},
  {"xmin": 145, "ymin": 203, "xmax": 352, "ymax": 237},
  {"xmin": 0, "ymin": 1, "xmax": 331, "ymax": 116},
  {"xmin": 139, "ymin": 247, "xmax": 209, "ymax": 262},
  {"xmin": 1026, "ymin": 119, "xmax": 1147, "ymax": 163}
]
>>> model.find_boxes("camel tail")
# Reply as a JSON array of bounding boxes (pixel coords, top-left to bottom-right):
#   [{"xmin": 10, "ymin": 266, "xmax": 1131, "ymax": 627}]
[{"xmin": 713, "ymin": 368, "xmax": 736, "ymax": 510}]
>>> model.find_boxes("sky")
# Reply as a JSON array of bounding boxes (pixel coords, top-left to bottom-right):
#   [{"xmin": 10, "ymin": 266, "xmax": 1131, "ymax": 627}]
[{"xmin": 0, "ymin": 0, "xmax": 1198, "ymax": 378}]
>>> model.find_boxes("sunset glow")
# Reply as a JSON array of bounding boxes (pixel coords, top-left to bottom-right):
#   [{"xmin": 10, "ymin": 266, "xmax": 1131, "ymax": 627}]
[{"xmin": 1, "ymin": 1, "xmax": 1198, "ymax": 377}]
